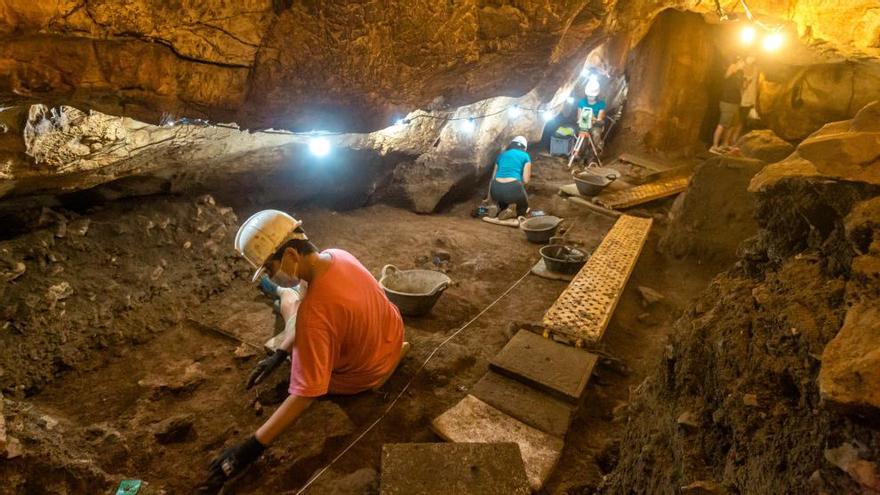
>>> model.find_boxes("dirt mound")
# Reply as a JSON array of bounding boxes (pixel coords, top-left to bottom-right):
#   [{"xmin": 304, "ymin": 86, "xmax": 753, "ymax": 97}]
[
  {"xmin": 603, "ymin": 178, "xmax": 880, "ymax": 493},
  {"xmin": 659, "ymin": 156, "xmax": 765, "ymax": 265},
  {"xmin": 0, "ymin": 195, "xmax": 248, "ymax": 396}
]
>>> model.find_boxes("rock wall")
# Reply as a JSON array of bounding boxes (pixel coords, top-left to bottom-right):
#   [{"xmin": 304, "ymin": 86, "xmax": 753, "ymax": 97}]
[
  {"xmin": 616, "ymin": 10, "xmax": 717, "ymax": 154},
  {"xmin": 0, "ymin": 1, "xmax": 604, "ymax": 131}
]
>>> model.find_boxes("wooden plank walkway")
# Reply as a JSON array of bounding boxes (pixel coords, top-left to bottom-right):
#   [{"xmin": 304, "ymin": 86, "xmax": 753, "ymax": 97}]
[
  {"xmin": 543, "ymin": 215, "xmax": 652, "ymax": 345},
  {"xmin": 593, "ymin": 174, "xmax": 690, "ymax": 209}
]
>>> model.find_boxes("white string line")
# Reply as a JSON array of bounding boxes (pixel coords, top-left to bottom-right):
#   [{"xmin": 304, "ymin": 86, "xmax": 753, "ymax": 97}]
[{"xmin": 293, "ymin": 267, "xmax": 533, "ymax": 494}]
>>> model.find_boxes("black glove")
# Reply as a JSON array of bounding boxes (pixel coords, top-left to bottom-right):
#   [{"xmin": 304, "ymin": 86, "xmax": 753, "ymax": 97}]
[
  {"xmin": 246, "ymin": 349, "xmax": 289, "ymax": 389},
  {"xmin": 197, "ymin": 436, "xmax": 266, "ymax": 493}
]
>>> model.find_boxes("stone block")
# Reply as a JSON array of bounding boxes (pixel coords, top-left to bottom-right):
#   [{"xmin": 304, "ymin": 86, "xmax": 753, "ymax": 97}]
[
  {"xmin": 819, "ymin": 304, "xmax": 880, "ymax": 418},
  {"xmin": 737, "ymin": 129, "xmax": 794, "ymax": 163},
  {"xmin": 380, "ymin": 442, "xmax": 529, "ymax": 495},
  {"xmin": 431, "ymin": 394, "xmax": 563, "ymax": 491},
  {"xmin": 470, "ymin": 371, "xmax": 574, "ymax": 438},
  {"xmin": 490, "ymin": 330, "xmax": 597, "ymax": 404}
]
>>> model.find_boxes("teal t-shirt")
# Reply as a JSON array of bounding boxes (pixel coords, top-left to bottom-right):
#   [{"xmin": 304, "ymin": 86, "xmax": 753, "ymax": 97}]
[
  {"xmin": 495, "ymin": 149, "xmax": 531, "ymax": 182},
  {"xmin": 577, "ymin": 98, "xmax": 606, "ymax": 129}
]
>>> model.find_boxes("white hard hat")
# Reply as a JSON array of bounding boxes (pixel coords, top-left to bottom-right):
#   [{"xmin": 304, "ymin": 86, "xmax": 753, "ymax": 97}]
[
  {"xmin": 512, "ymin": 136, "xmax": 528, "ymax": 150},
  {"xmin": 234, "ymin": 210, "xmax": 307, "ymax": 282},
  {"xmin": 585, "ymin": 77, "xmax": 601, "ymax": 97}
]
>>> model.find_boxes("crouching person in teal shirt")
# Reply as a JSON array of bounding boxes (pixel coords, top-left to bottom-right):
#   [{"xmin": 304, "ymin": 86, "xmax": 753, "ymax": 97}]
[{"xmin": 489, "ymin": 136, "xmax": 532, "ymax": 219}]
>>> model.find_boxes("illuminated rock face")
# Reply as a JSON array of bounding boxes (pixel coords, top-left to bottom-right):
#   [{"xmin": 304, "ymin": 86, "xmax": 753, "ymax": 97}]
[
  {"xmin": 1, "ymin": 1, "xmax": 877, "ymax": 132},
  {"xmin": 0, "ymin": 1, "xmax": 603, "ymax": 131}
]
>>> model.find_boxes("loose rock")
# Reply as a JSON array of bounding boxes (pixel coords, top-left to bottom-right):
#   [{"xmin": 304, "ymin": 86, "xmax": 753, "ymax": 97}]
[
  {"xmin": 152, "ymin": 414, "xmax": 196, "ymax": 444},
  {"xmin": 637, "ymin": 286, "xmax": 664, "ymax": 307},
  {"xmin": 819, "ymin": 304, "xmax": 880, "ymax": 418},
  {"xmin": 676, "ymin": 410, "xmax": 699, "ymax": 429},
  {"xmin": 824, "ymin": 443, "xmax": 880, "ymax": 492}
]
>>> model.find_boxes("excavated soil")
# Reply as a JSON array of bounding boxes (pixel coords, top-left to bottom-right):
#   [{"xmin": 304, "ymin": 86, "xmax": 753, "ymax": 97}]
[
  {"xmin": 0, "ymin": 154, "xmax": 721, "ymax": 494},
  {"xmin": 601, "ymin": 179, "xmax": 880, "ymax": 494}
]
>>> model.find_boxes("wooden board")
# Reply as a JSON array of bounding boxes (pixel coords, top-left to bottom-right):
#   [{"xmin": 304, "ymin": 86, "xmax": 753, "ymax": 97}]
[
  {"xmin": 543, "ymin": 215, "xmax": 652, "ymax": 344},
  {"xmin": 481, "ymin": 216, "xmax": 520, "ymax": 228},
  {"xmin": 489, "ymin": 330, "xmax": 598, "ymax": 404},
  {"xmin": 617, "ymin": 152, "xmax": 671, "ymax": 172},
  {"xmin": 380, "ymin": 443, "xmax": 530, "ymax": 495},
  {"xmin": 431, "ymin": 395, "xmax": 563, "ymax": 492},
  {"xmin": 593, "ymin": 175, "xmax": 690, "ymax": 209}
]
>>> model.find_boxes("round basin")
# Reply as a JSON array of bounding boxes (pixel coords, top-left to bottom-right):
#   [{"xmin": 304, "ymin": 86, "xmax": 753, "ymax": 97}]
[
  {"xmin": 378, "ymin": 264, "xmax": 451, "ymax": 317},
  {"xmin": 519, "ymin": 216, "xmax": 563, "ymax": 244}
]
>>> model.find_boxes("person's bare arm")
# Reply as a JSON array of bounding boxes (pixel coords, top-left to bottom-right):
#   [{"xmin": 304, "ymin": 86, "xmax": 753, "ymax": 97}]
[
  {"xmin": 255, "ymin": 394, "xmax": 315, "ymax": 445},
  {"xmin": 596, "ymin": 109, "xmax": 606, "ymax": 123},
  {"xmin": 522, "ymin": 163, "xmax": 532, "ymax": 184},
  {"xmin": 725, "ymin": 62, "xmax": 742, "ymax": 78}
]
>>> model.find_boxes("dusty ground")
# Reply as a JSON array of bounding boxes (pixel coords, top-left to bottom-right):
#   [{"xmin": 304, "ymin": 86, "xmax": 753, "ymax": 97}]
[{"xmin": 0, "ymin": 154, "xmax": 721, "ymax": 494}]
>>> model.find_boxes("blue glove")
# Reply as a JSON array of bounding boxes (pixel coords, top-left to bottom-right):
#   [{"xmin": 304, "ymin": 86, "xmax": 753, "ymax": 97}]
[{"xmin": 258, "ymin": 275, "xmax": 279, "ymax": 299}]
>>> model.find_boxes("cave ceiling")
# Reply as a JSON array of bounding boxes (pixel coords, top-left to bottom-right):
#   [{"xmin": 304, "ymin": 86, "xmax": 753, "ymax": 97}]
[{"xmin": 1, "ymin": 1, "xmax": 877, "ymax": 132}]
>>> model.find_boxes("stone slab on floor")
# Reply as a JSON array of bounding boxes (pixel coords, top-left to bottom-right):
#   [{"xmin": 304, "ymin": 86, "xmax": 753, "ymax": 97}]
[
  {"xmin": 530, "ymin": 258, "xmax": 575, "ymax": 281},
  {"xmin": 431, "ymin": 394, "xmax": 563, "ymax": 492},
  {"xmin": 471, "ymin": 370, "xmax": 575, "ymax": 438},
  {"xmin": 380, "ymin": 442, "xmax": 530, "ymax": 495},
  {"xmin": 489, "ymin": 330, "xmax": 598, "ymax": 404}
]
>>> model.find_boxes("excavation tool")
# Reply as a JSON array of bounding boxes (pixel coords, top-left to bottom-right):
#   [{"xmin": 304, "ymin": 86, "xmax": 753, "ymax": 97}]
[{"xmin": 186, "ymin": 318, "xmax": 264, "ymax": 353}]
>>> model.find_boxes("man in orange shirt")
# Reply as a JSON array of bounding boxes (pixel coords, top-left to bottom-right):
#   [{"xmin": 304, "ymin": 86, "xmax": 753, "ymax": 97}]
[{"xmin": 198, "ymin": 210, "xmax": 407, "ymax": 493}]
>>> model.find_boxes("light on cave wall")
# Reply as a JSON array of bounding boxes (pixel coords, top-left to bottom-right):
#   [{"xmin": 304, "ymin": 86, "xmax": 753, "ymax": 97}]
[
  {"xmin": 740, "ymin": 25, "xmax": 757, "ymax": 45},
  {"xmin": 542, "ymin": 109, "xmax": 556, "ymax": 122},
  {"xmin": 460, "ymin": 117, "xmax": 476, "ymax": 134},
  {"xmin": 507, "ymin": 105, "xmax": 523, "ymax": 119},
  {"xmin": 308, "ymin": 136, "xmax": 331, "ymax": 157},
  {"xmin": 762, "ymin": 31, "xmax": 784, "ymax": 52}
]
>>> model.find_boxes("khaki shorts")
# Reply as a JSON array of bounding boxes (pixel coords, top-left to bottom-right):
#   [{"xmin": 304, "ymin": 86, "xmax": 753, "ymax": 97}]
[{"xmin": 719, "ymin": 101, "xmax": 738, "ymax": 127}]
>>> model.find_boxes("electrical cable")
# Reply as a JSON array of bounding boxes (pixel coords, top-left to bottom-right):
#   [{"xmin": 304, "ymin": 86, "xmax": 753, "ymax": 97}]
[{"xmin": 292, "ymin": 267, "xmax": 533, "ymax": 495}]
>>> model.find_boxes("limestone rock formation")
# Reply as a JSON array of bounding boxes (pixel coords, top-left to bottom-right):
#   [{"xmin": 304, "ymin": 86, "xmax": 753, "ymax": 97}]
[
  {"xmin": 819, "ymin": 304, "xmax": 880, "ymax": 419},
  {"xmin": 750, "ymin": 102, "xmax": 880, "ymax": 192},
  {"xmin": 0, "ymin": 1, "xmax": 604, "ymax": 131},
  {"xmin": 737, "ymin": 130, "xmax": 794, "ymax": 164}
]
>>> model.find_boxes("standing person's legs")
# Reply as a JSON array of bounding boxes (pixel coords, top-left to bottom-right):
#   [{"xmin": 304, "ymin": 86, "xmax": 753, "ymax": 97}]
[
  {"xmin": 713, "ymin": 102, "xmax": 736, "ymax": 151},
  {"xmin": 589, "ymin": 125, "xmax": 605, "ymax": 155}
]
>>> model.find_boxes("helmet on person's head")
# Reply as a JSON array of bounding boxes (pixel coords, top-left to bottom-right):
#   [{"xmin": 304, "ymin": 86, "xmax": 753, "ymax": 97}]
[
  {"xmin": 234, "ymin": 210, "xmax": 308, "ymax": 282},
  {"xmin": 511, "ymin": 136, "xmax": 528, "ymax": 150},
  {"xmin": 585, "ymin": 77, "xmax": 601, "ymax": 98}
]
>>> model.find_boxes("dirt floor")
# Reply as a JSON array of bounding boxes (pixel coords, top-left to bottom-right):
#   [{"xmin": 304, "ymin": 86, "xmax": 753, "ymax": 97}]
[{"xmin": 0, "ymin": 153, "xmax": 723, "ymax": 494}]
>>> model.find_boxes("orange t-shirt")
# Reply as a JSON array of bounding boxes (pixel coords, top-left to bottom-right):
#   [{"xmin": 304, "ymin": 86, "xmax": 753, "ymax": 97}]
[{"xmin": 289, "ymin": 249, "xmax": 404, "ymax": 397}]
